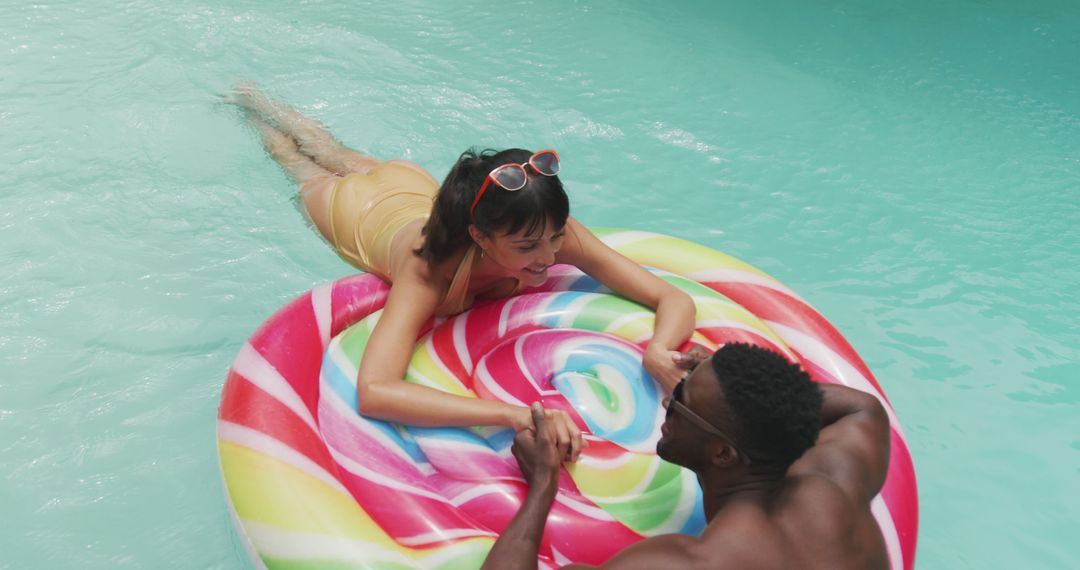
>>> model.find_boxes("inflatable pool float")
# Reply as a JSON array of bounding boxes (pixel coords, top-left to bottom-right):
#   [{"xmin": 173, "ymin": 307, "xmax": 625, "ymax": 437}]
[{"xmin": 217, "ymin": 229, "xmax": 918, "ymax": 569}]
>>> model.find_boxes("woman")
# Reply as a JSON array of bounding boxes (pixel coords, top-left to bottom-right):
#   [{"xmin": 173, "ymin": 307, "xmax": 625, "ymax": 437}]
[{"xmin": 227, "ymin": 84, "xmax": 696, "ymax": 461}]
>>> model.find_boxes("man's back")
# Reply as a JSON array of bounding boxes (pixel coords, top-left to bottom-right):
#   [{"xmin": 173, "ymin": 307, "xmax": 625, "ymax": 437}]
[{"xmin": 692, "ymin": 473, "xmax": 887, "ymax": 570}]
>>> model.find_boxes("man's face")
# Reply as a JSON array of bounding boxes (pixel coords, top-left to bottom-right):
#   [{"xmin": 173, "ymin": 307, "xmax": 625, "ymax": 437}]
[{"xmin": 656, "ymin": 356, "xmax": 724, "ymax": 469}]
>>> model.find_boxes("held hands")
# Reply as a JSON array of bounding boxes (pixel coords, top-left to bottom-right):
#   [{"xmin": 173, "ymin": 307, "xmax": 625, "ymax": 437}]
[
  {"xmin": 643, "ymin": 344, "xmax": 686, "ymax": 393},
  {"xmin": 645, "ymin": 344, "xmax": 712, "ymax": 393},
  {"xmin": 511, "ymin": 405, "xmax": 585, "ymax": 462},
  {"xmin": 673, "ymin": 345, "xmax": 711, "ymax": 371},
  {"xmin": 512, "ymin": 403, "xmax": 569, "ymax": 495}
]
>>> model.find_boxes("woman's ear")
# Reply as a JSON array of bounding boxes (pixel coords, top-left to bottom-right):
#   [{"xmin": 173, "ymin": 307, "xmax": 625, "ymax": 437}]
[{"xmin": 468, "ymin": 224, "xmax": 490, "ymax": 249}]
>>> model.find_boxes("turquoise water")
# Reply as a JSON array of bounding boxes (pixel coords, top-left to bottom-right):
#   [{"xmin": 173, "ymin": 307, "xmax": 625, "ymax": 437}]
[{"xmin": 2, "ymin": 0, "xmax": 1078, "ymax": 567}]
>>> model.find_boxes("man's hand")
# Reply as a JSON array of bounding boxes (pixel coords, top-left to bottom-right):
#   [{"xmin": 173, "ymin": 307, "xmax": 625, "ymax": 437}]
[
  {"xmin": 646, "ymin": 345, "xmax": 712, "ymax": 393},
  {"xmin": 482, "ymin": 403, "xmax": 568, "ymax": 570},
  {"xmin": 643, "ymin": 345, "xmax": 684, "ymax": 393},
  {"xmin": 512, "ymin": 403, "xmax": 569, "ymax": 496},
  {"xmin": 673, "ymin": 345, "xmax": 712, "ymax": 371}
]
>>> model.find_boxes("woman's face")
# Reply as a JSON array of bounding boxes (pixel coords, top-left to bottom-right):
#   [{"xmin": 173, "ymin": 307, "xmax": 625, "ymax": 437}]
[{"xmin": 480, "ymin": 220, "xmax": 566, "ymax": 286}]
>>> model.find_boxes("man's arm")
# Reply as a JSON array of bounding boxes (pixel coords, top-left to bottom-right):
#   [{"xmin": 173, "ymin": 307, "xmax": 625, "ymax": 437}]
[
  {"xmin": 789, "ymin": 383, "xmax": 891, "ymax": 504},
  {"xmin": 482, "ymin": 403, "xmax": 718, "ymax": 570},
  {"xmin": 481, "ymin": 482, "xmax": 558, "ymax": 570},
  {"xmin": 481, "ymin": 403, "xmax": 565, "ymax": 570}
]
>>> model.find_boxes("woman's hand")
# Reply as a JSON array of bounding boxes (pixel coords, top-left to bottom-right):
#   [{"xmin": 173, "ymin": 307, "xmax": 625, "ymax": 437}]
[{"xmin": 511, "ymin": 405, "xmax": 584, "ymax": 463}]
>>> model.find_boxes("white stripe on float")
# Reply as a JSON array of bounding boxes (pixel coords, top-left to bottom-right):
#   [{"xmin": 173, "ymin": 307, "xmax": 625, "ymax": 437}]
[
  {"xmin": 243, "ymin": 521, "xmax": 413, "ymax": 567},
  {"xmin": 326, "ymin": 340, "xmax": 359, "ymax": 381},
  {"xmin": 514, "ymin": 335, "xmax": 540, "ymax": 389},
  {"xmin": 326, "ymin": 443, "xmax": 451, "ymax": 503},
  {"xmin": 412, "ymin": 538, "xmax": 499, "ymax": 570},
  {"xmin": 396, "ymin": 527, "xmax": 497, "ymax": 547},
  {"xmin": 764, "ymin": 322, "xmax": 904, "ymax": 437},
  {"xmin": 217, "ymin": 441, "xmax": 271, "ymax": 570},
  {"xmin": 551, "ymin": 544, "xmax": 573, "ymax": 568},
  {"xmin": 687, "ymin": 268, "xmax": 807, "ymax": 302},
  {"xmin": 319, "ymin": 385, "xmax": 437, "ymax": 476},
  {"xmin": 694, "ymin": 295, "xmax": 740, "ymax": 309},
  {"xmin": 311, "ymin": 282, "xmax": 333, "ymax": 348},
  {"xmin": 242, "ymin": 520, "xmax": 493, "ymax": 569},
  {"xmin": 597, "ymin": 467, "xmax": 699, "ymax": 535},
  {"xmin": 409, "ymin": 432, "xmax": 497, "ymax": 457},
  {"xmin": 556, "ymin": 294, "xmax": 603, "ymax": 329},
  {"xmin": 554, "ymin": 269, "xmax": 590, "ymax": 292},
  {"xmin": 694, "ymin": 319, "xmax": 796, "ymax": 359},
  {"xmin": 672, "ymin": 468, "xmax": 703, "ymax": 532},
  {"xmin": 217, "ymin": 420, "xmax": 348, "ymax": 495},
  {"xmin": 449, "ymin": 482, "xmax": 524, "ymax": 507},
  {"xmin": 604, "ymin": 310, "xmax": 655, "ymax": 334},
  {"xmin": 577, "ymin": 449, "xmax": 637, "ymax": 470},
  {"xmin": 231, "ymin": 343, "xmax": 319, "ymax": 435},
  {"xmin": 598, "ymin": 230, "xmax": 657, "ymax": 249},
  {"xmin": 498, "ymin": 295, "xmax": 519, "ymax": 337},
  {"xmin": 453, "ymin": 314, "xmax": 473, "ymax": 372},
  {"xmin": 553, "ymin": 491, "xmax": 616, "ymax": 521},
  {"xmin": 584, "ymin": 457, "xmax": 664, "ymax": 502},
  {"xmin": 475, "ymin": 358, "xmax": 527, "ymax": 407},
  {"xmin": 409, "ymin": 368, "xmax": 459, "ymax": 392},
  {"xmin": 871, "ymin": 495, "xmax": 905, "ymax": 570},
  {"xmin": 417, "ymin": 335, "xmax": 469, "ymax": 393}
]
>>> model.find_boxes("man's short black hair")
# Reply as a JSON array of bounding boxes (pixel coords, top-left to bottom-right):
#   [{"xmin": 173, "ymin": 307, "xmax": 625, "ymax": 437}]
[{"xmin": 711, "ymin": 343, "xmax": 824, "ymax": 467}]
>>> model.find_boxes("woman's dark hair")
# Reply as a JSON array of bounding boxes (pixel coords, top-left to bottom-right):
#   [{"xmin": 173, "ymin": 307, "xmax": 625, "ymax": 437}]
[
  {"xmin": 414, "ymin": 148, "xmax": 569, "ymax": 264},
  {"xmin": 710, "ymin": 343, "xmax": 824, "ymax": 467}
]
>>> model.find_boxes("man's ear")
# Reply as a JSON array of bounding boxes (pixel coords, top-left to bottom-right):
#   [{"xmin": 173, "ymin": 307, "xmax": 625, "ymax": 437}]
[{"xmin": 712, "ymin": 443, "xmax": 740, "ymax": 468}]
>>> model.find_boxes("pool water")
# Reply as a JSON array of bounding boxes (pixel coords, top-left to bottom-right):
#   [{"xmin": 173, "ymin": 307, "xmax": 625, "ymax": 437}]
[{"xmin": 2, "ymin": 0, "xmax": 1078, "ymax": 567}]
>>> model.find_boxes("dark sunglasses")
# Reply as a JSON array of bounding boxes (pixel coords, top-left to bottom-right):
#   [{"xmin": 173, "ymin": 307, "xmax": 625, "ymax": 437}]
[{"xmin": 663, "ymin": 375, "xmax": 749, "ymax": 463}]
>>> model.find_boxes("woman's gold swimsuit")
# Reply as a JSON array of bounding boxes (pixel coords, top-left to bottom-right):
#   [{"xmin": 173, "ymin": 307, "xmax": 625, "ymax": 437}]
[{"xmin": 327, "ymin": 162, "xmax": 519, "ymax": 316}]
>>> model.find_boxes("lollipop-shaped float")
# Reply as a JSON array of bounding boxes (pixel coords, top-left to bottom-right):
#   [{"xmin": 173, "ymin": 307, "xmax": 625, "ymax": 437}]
[{"xmin": 217, "ymin": 229, "xmax": 918, "ymax": 569}]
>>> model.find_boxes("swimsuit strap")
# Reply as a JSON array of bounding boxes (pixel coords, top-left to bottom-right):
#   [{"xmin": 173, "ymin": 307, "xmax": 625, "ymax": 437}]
[
  {"xmin": 435, "ymin": 244, "xmax": 479, "ymax": 316},
  {"xmin": 434, "ymin": 245, "xmax": 525, "ymax": 316}
]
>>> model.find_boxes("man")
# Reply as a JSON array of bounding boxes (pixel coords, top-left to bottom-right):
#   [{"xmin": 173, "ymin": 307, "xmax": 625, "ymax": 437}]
[{"xmin": 482, "ymin": 343, "xmax": 890, "ymax": 569}]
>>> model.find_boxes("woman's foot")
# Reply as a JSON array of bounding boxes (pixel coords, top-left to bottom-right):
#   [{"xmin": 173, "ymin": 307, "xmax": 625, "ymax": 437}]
[{"xmin": 223, "ymin": 81, "xmax": 377, "ymax": 175}]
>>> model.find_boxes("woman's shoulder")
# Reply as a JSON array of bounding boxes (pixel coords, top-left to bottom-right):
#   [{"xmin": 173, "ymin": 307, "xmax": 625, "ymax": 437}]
[
  {"xmin": 556, "ymin": 216, "xmax": 600, "ymax": 264},
  {"xmin": 393, "ymin": 243, "xmax": 469, "ymax": 291}
]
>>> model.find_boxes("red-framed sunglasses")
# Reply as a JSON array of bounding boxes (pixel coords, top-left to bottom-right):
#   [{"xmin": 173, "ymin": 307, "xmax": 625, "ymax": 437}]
[{"xmin": 469, "ymin": 150, "xmax": 560, "ymax": 219}]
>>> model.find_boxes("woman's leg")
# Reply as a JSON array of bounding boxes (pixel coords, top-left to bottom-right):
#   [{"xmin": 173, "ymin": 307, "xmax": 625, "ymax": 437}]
[
  {"xmin": 244, "ymin": 111, "xmax": 338, "ymax": 243},
  {"xmin": 228, "ymin": 82, "xmax": 380, "ymax": 175}
]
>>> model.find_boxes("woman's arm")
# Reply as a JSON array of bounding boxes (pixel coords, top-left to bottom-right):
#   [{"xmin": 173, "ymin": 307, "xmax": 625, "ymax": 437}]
[
  {"xmin": 556, "ymin": 218, "xmax": 696, "ymax": 391},
  {"xmin": 356, "ymin": 273, "xmax": 521, "ymax": 426},
  {"xmin": 356, "ymin": 264, "xmax": 584, "ymax": 458}
]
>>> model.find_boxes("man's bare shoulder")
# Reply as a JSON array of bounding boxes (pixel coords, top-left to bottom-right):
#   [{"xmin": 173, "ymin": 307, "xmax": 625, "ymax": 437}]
[
  {"xmin": 772, "ymin": 474, "xmax": 889, "ymax": 570},
  {"xmin": 703, "ymin": 478, "xmax": 865, "ymax": 568},
  {"xmin": 774, "ymin": 473, "xmax": 860, "ymax": 529}
]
